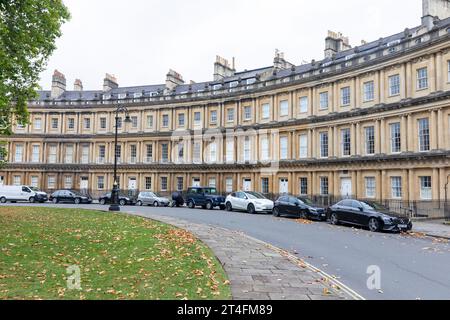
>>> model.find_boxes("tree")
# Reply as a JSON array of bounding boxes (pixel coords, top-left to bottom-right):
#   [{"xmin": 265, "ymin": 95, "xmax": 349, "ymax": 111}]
[{"xmin": 0, "ymin": 0, "xmax": 70, "ymax": 162}]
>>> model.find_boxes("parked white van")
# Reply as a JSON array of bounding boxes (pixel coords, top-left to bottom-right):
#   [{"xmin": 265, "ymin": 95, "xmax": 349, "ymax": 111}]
[{"xmin": 0, "ymin": 185, "xmax": 48, "ymax": 203}]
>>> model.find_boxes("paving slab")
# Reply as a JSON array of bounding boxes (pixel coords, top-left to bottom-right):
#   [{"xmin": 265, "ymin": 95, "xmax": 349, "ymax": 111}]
[{"xmin": 129, "ymin": 212, "xmax": 356, "ymax": 300}]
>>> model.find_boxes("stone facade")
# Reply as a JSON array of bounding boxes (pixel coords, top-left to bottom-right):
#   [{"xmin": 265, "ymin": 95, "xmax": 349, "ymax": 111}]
[{"xmin": 1, "ymin": 1, "xmax": 450, "ymax": 203}]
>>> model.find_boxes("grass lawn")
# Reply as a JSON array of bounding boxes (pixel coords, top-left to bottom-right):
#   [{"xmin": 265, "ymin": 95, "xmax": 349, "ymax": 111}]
[{"xmin": 0, "ymin": 207, "xmax": 231, "ymax": 300}]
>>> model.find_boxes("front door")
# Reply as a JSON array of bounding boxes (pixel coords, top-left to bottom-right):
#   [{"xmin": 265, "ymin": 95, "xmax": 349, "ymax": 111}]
[
  {"xmin": 340, "ymin": 178, "xmax": 352, "ymax": 198},
  {"xmin": 192, "ymin": 178, "xmax": 201, "ymax": 187},
  {"xmin": 243, "ymin": 179, "xmax": 252, "ymax": 192},
  {"xmin": 279, "ymin": 179, "xmax": 289, "ymax": 195},
  {"xmin": 128, "ymin": 178, "xmax": 137, "ymax": 191},
  {"xmin": 80, "ymin": 177, "xmax": 89, "ymax": 190}
]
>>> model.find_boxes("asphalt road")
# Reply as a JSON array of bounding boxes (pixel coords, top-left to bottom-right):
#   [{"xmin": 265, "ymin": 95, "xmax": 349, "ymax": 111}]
[{"xmin": 4, "ymin": 203, "xmax": 450, "ymax": 300}]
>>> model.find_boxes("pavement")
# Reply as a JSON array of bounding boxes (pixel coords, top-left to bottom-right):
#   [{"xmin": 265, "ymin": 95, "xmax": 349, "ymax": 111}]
[
  {"xmin": 132, "ymin": 214, "xmax": 354, "ymax": 300},
  {"xmin": 3, "ymin": 203, "xmax": 450, "ymax": 300},
  {"xmin": 412, "ymin": 220, "xmax": 450, "ymax": 240}
]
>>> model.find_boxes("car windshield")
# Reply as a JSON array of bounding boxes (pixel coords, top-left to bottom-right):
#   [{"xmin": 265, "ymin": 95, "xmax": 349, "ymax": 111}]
[
  {"xmin": 362, "ymin": 201, "xmax": 387, "ymax": 211},
  {"xmin": 153, "ymin": 193, "xmax": 162, "ymax": 197},
  {"xmin": 71, "ymin": 191, "xmax": 82, "ymax": 196},
  {"xmin": 298, "ymin": 198, "xmax": 314, "ymax": 205},
  {"xmin": 29, "ymin": 187, "xmax": 41, "ymax": 192},
  {"xmin": 204, "ymin": 188, "xmax": 218, "ymax": 195},
  {"xmin": 246, "ymin": 192, "xmax": 266, "ymax": 199}
]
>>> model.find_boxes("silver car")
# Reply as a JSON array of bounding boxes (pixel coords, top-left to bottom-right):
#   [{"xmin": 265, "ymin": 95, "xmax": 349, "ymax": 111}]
[{"xmin": 136, "ymin": 192, "xmax": 170, "ymax": 207}]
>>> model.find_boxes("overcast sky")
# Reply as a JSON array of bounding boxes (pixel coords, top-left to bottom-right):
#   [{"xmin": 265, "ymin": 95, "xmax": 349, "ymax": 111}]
[{"xmin": 38, "ymin": 0, "xmax": 422, "ymax": 90}]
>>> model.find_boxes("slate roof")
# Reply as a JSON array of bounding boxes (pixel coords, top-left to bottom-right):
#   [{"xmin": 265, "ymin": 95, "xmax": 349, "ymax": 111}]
[{"xmin": 36, "ymin": 18, "xmax": 450, "ymax": 102}]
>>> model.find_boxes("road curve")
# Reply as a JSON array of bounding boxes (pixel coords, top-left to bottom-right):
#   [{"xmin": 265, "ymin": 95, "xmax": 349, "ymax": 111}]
[{"xmin": 4, "ymin": 203, "xmax": 450, "ymax": 300}]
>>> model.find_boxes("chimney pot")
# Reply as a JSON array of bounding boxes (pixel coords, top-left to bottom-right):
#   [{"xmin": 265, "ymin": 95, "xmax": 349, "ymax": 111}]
[
  {"xmin": 51, "ymin": 69, "xmax": 66, "ymax": 98},
  {"xmin": 103, "ymin": 73, "xmax": 118, "ymax": 92},
  {"xmin": 214, "ymin": 55, "xmax": 235, "ymax": 81},
  {"xmin": 74, "ymin": 79, "xmax": 83, "ymax": 91}
]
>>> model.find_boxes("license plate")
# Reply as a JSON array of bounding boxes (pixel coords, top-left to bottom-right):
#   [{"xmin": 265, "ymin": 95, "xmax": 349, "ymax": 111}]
[{"xmin": 398, "ymin": 224, "xmax": 408, "ymax": 229}]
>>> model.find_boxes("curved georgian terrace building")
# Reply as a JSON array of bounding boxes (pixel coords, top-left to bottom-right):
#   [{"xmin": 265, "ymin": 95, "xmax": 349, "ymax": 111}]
[{"xmin": 1, "ymin": 0, "xmax": 450, "ymax": 216}]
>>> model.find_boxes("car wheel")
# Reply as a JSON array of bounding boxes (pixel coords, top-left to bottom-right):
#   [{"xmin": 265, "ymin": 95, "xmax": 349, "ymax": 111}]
[
  {"xmin": 74, "ymin": 198, "xmax": 81, "ymax": 205},
  {"xmin": 52, "ymin": 198, "xmax": 58, "ymax": 204},
  {"xmin": 369, "ymin": 218, "xmax": 381, "ymax": 232},
  {"xmin": 119, "ymin": 199, "xmax": 126, "ymax": 206},
  {"xmin": 206, "ymin": 201, "xmax": 213, "ymax": 210},
  {"xmin": 273, "ymin": 207, "xmax": 281, "ymax": 217},
  {"xmin": 247, "ymin": 204, "xmax": 256, "ymax": 214},
  {"xmin": 330, "ymin": 212, "xmax": 339, "ymax": 225},
  {"xmin": 100, "ymin": 199, "xmax": 106, "ymax": 205},
  {"xmin": 153, "ymin": 201, "xmax": 159, "ymax": 207},
  {"xmin": 187, "ymin": 201, "xmax": 195, "ymax": 209},
  {"xmin": 29, "ymin": 197, "xmax": 35, "ymax": 204},
  {"xmin": 226, "ymin": 202, "xmax": 233, "ymax": 212},
  {"xmin": 137, "ymin": 201, "xmax": 143, "ymax": 207},
  {"xmin": 0, "ymin": 197, "xmax": 6, "ymax": 204}
]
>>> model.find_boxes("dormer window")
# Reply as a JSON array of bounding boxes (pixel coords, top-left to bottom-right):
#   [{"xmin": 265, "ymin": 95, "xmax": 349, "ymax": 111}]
[
  {"xmin": 118, "ymin": 93, "xmax": 126, "ymax": 99},
  {"xmin": 103, "ymin": 94, "xmax": 111, "ymax": 100},
  {"xmin": 345, "ymin": 54, "xmax": 356, "ymax": 61},
  {"xmin": 213, "ymin": 84, "xmax": 222, "ymax": 90},
  {"xmin": 387, "ymin": 39, "xmax": 401, "ymax": 47},
  {"xmin": 229, "ymin": 81, "xmax": 239, "ymax": 88},
  {"xmin": 134, "ymin": 92, "xmax": 142, "ymax": 98},
  {"xmin": 246, "ymin": 78, "xmax": 256, "ymax": 85}
]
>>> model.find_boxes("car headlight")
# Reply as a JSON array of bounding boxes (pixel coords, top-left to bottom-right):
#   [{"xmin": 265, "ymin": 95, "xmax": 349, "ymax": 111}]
[{"xmin": 382, "ymin": 216, "xmax": 392, "ymax": 223}]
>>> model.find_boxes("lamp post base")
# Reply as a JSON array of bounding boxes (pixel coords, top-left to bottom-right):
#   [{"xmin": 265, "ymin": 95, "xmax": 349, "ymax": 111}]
[{"xmin": 109, "ymin": 204, "xmax": 121, "ymax": 212}]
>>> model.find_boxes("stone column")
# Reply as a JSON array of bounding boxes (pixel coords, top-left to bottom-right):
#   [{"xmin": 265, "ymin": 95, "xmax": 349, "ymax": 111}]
[
  {"xmin": 401, "ymin": 115, "xmax": 408, "ymax": 153},
  {"xmin": 407, "ymin": 114, "xmax": 414, "ymax": 152},
  {"xmin": 290, "ymin": 91, "xmax": 295, "ymax": 119},
  {"xmin": 308, "ymin": 129, "xmax": 313, "ymax": 158},
  {"xmin": 380, "ymin": 118, "xmax": 386, "ymax": 154},
  {"xmin": 430, "ymin": 53, "xmax": 437, "ymax": 93},
  {"xmin": 437, "ymin": 108, "xmax": 444, "ymax": 150},
  {"xmin": 408, "ymin": 169, "xmax": 415, "ymax": 201},
  {"xmin": 379, "ymin": 69, "xmax": 385, "ymax": 103},
  {"xmin": 351, "ymin": 124, "xmax": 356, "ymax": 156},
  {"xmin": 401, "ymin": 63, "xmax": 407, "ymax": 100},
  {"xmin": 355, "ymin": 122, "xmax": 361, "ymax": 156},
  {"xmin": 333, "ymin": 126, "xmax": 339, "ymax": 158},
  {"xmin": 436, "ymin": 51, "xmax": 443, "ymax": 92},
  {"xmin": 406, "ymin": 61, "xmax": 413, "ymax": 98}
]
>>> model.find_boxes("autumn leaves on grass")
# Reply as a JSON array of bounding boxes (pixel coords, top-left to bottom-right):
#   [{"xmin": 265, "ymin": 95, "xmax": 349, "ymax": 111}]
[{"xmin": 0, "ymin": 207, "xmax": 231, "ymax": 300}]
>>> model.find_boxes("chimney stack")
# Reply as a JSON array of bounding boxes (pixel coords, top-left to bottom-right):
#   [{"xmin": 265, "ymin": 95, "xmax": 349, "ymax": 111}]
[
  {"xmin": 273, "ymin": 49, "xmax": 295, "ymax": 71},
  {"xmin": 165, "ymin": 69, "xmax": 184, "ymax": 93},
  {"xmin": 103, "ymin": 73, "xmax": 118, "ymax": 92},
  {"xmin": 74, "ymin": 79, "xmax": 83, "ymax": 91},
  {"xmin": 422, "ymin": 0, "xmax": 450, "ymax": 30},
  {"xmin": 214, "ymin": 56, "xmax": 235, "ymax": 81},
  {"xmin": 51, "ymin": 70, "xmax": 66, "ymax": 98},
  {"xmin": 324, "ymin": 31, "xmax": 352, "ymax": 59}
]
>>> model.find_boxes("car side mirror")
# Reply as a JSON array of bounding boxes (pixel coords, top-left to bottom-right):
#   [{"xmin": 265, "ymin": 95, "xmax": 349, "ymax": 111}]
[{"xmin": 359, "ymin": 207, "xmax": 364, "ymax": 212}]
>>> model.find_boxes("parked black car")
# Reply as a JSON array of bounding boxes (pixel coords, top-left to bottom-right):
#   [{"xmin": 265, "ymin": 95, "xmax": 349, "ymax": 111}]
[
  {"xmin": 185, "ymin": 187, "xmax": 226, "ymax": 210},
  {"xmin": 98, "ymin": 193, "xmax": 134, "ymax": 206},
  {"xmin": 273, "ymin": 196, "xmax": 327, "ymax": 221},
  {"xmin": 49, "ymin": 190, "xmax": 93, "ymax": 204},
  {"xmin": 170, "ymin": 192, "xmax": 185, "ymax": 207},
  {"xmin": 329, "ymin": 199, "xmax": 413, "ymax": 232}
]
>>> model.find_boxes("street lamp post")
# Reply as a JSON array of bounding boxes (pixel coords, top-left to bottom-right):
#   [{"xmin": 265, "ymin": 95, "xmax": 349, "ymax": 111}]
[
  {"xmin": 109, "ymin": 105, "xmax": 132, "ymax": 212},
  {"xmin": 445, "ymin": 175, "xmax": 450, "ymax": 220}
]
